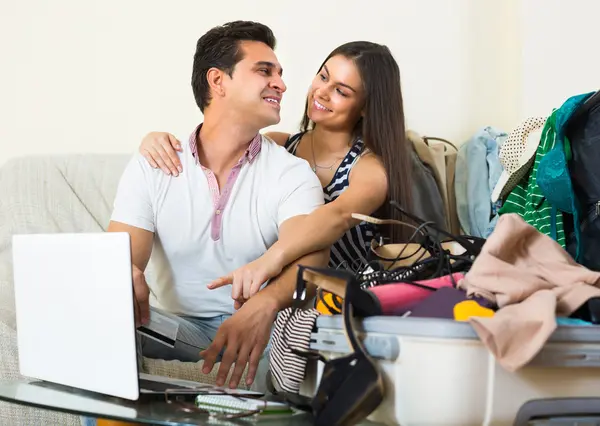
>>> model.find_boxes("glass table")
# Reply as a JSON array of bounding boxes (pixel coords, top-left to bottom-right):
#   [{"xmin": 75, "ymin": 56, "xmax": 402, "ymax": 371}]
[{"xmin": 0, "ymin": 380, "xmax": 383, "ymax": 425}]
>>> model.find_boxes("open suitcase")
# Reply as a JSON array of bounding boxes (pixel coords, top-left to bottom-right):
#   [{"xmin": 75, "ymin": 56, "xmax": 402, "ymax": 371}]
[{"xmin": 299, "ymin": 315, "xmax": 600, "ymax": 425}]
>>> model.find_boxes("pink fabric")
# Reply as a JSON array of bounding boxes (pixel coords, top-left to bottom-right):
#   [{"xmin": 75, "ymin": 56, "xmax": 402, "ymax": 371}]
[
  {"xmin": 369, "ymin": 273, "xmax": 464, "ymax": 315},
  {"xmin": 188, "ymin": 124, "xmax": 262, "ymax": 241}
]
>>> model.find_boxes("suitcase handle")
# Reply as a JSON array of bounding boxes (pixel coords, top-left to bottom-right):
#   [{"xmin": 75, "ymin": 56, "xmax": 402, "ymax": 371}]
[
  {"xmin": 530, "ymin": 345, "xmax": 600, "ymax": 367},
  {"xmin": 310, "ymin": 332, "xmax": 400, "ymax": 361},
  {"xmin": 513, "ymin": 398, "xmax": 600, "ymax": 425}
]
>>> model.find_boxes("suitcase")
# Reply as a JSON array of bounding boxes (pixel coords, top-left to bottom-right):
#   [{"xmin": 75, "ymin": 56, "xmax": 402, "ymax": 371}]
[{"xmin": 300, "ymin": 315, "xmax": 600, "ymax": 426}]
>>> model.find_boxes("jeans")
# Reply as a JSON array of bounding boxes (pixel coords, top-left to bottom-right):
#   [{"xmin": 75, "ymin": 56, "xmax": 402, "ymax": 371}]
[
  {"xmin": 138, "ymin": 313, "xmax": 229, "ymax": 363},
  {"xmin": 81, "ymin": 313, "xmax": 273, "ymax": 426}
]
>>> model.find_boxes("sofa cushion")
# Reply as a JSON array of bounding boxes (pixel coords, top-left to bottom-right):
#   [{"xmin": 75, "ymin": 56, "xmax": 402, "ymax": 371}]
[{"xmin": 0, "ymin": 155, "xmax": 248, "ymax": 425}]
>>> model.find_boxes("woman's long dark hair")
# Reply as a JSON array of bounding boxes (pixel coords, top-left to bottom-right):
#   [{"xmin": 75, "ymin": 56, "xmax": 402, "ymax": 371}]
[{"xmin": 300, "ymin": 41, "xmax": 413, "ymax": 242}]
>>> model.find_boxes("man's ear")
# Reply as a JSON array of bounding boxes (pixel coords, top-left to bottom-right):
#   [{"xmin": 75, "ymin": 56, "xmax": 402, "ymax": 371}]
[{"xmin": 206, "ymin": 68, "xmax": 226, "ymax": 97}]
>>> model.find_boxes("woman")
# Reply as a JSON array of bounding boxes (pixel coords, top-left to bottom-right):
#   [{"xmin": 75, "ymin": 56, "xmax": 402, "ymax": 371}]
[{"xmin": 139, "ymin": 41, "xmax": 415, "ymax": 304}]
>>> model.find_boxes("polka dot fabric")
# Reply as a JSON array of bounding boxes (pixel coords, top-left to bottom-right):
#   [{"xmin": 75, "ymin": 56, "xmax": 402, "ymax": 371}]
[{"xmin": 497, "ymin": 116, "xmax": 547, "ymax": 200}]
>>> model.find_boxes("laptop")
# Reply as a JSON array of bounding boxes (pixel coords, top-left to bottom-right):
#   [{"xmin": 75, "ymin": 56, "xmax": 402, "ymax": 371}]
[{"xmin": 11, "ymin": 232, "xmax": 261, "ymax": 401}]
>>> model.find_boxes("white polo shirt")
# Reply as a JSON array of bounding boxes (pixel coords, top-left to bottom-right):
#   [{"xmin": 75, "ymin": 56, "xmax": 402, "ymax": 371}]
[{"xmin": 111, "ymin": 127, "xmax": 324, "ymax": 318}]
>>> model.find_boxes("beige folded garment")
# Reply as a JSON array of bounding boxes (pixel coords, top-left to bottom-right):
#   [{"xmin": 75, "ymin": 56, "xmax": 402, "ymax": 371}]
[{"xmin": 458, "ymin": 213, "xmax": 600, "ymax": 371}]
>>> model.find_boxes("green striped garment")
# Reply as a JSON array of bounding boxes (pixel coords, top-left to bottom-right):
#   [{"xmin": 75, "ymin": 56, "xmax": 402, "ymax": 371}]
[{"xmin": 498, "ymin": 111, "xmax": 566, "ymax": 247}]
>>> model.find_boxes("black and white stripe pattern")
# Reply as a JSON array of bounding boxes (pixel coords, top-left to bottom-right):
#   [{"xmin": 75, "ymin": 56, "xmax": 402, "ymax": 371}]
[
  {"xmin": 269, "ymin": 307, "xmax": 321, "ymax": 394},
  {"xmin": 286, "ymin": 132, "xmax": 378, "ymax": 270}
]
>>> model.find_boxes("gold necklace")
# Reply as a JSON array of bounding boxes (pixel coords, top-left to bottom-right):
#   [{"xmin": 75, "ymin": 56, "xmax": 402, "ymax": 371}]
[{"xmin": 310, "ymin": 132, "xmax": 343, "ymax": 173}]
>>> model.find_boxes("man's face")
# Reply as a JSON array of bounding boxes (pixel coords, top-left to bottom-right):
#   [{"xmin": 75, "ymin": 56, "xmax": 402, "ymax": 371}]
[{"xmin": 222, "ymin": 41, "xmax": 286, "ymax": 129}]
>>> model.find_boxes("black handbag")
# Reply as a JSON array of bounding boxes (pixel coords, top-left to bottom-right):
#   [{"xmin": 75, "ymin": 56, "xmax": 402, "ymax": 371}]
[{"xmin": 301, "ymin": 266, "xmax": 384, "ymax": 426}]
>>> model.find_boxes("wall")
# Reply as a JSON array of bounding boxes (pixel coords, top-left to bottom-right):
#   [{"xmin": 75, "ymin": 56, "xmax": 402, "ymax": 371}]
[
  {"xmin": 519, "ymin": 0, "xmax": 600, "ymax": 118},
  {"xmin": 0, "ymin": 0, "xmax": 599, "ymax": 167}
]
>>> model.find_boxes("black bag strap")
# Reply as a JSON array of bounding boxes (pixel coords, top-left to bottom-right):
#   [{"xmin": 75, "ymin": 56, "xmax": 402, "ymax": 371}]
[{"xmin": 390, "ymin": 200, "xmax": 484, "ymax": 256}]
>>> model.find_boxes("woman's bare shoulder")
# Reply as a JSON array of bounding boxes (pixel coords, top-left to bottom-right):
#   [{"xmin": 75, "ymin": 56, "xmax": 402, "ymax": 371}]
[{"xmin": 264, "ymin": 131, "xmax": 291, "ymax": 146}]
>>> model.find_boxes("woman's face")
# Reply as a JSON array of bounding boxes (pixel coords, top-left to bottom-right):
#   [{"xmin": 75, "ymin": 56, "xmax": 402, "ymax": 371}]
[{"xmin": 307, "ymin": 55, "xmax": 365, "ymax": 131}]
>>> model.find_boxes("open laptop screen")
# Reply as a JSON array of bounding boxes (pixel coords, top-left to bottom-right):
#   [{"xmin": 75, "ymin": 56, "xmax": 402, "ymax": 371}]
[{"xmin": 12, "ymin": 232, "xmax": 140, "ymax": 400}]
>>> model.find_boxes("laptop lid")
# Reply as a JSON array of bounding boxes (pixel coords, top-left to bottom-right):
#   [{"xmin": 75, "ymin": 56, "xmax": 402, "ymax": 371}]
[{"xmin": 12, "ymin": 232, "xmax": 140, "ymax": 400}]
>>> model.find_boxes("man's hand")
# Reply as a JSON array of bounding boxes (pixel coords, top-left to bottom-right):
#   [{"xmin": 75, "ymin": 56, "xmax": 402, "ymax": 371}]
[
  {"xmin": 132, "ymin": 264, "xmax": 150, "ymax": 327},
  {"xmin": 207, "ymin": 249, "xmax": 285, "ymax": 309},
  {"xmin": 107, "ymin": 221, "xmax": 154, "ymax": 327},
  {"xmin": 199, "ymin": 292, "xmax": 278, "ymax": 389}
]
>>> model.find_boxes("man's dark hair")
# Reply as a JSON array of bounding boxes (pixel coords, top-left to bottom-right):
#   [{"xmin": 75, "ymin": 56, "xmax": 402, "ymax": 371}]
[{"xmin": 191, "ymin": 21, "xmax": 276, "ymax": 112}]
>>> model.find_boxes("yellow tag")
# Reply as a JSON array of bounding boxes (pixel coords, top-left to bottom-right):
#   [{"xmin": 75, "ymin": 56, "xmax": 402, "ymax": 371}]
[{"xmin": 453, "ymin": 300, "xmax": 494, "ymax": 321}]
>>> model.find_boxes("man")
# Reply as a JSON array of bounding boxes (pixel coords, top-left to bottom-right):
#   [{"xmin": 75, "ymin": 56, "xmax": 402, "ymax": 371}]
[{"xmin": 108, "ymin": 21, "xmax": 327, "ymax": 391}]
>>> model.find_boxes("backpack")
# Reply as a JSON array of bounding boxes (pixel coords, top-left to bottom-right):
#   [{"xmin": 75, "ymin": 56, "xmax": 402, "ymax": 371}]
[
  {"xmin": 565, "ymin": 90, "xmax": 600, "ymax": 270},
  {"xmin": 408, "ymin": 130, "xmax": 460, "ymax": 234}
]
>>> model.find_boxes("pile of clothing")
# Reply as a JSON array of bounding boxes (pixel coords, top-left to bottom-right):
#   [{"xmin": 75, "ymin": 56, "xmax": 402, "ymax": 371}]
[
  {"xmin": 494, "ymin": 91, "xmax": 600, "ymax": 273},
  {"xmin": 457, "ymin": 90, "xmax": 600, "ymax": 272},
  {"xmin": 273, "ymin": 208, "xmax": 600, "ymax": 374},
  {"xmin": 266, "ymin": 91, "xmax": 600, "ymax": 424},
  {"xmin": 267, "ymin": 205, "xmax": 600, "ymax": 424}
]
